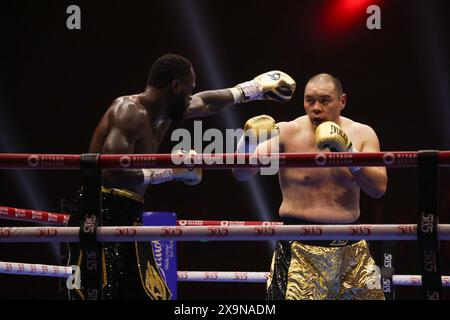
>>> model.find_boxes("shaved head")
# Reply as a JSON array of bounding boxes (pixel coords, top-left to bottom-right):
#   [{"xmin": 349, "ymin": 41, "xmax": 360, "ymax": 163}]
[
  {"xmin": 303, "ymin": 73, "xmax": 347, "ymax": 126},
  {"xmin": 306, "ymin": 73, "xmax": 343, "ymax": 97}
]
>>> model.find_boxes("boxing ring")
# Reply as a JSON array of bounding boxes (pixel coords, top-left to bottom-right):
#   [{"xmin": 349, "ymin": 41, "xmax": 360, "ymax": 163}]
[
  {"xmin": 1, "ymin": 261, "xmax": 449, "ymax": 286},
  {"xmin": 0, "ymin": 151, "xmax": 449, "ymax": 300}
]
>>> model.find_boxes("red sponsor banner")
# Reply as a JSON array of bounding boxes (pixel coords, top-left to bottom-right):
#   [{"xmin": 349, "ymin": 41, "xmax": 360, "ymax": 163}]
[{"xmin": 0, "ymin": 206, "xmax": 69, "ymax": 225}]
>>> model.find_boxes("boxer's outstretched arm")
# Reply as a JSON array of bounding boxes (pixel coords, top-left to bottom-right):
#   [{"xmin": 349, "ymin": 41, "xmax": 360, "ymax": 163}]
[
  {"xmin": 184, "ymin": 71, "xmax": 297, "ymax": 119},
  {"xmin": 184, "ymin": 90, "xmax": 235, "ymax": 119}
]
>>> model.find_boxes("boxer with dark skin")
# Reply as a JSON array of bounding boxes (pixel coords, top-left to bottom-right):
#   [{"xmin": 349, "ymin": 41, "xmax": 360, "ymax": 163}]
[
  {"xmin": 89, "ymin": 54, "xmax": 296, "ymax": 194},
  {"xmin": 68, "ymin": 54, "xmax": 296, "ymax": 300},
  {"xmin": 89, "ymin": 56, "xmax": 228, "ymax": 194}
]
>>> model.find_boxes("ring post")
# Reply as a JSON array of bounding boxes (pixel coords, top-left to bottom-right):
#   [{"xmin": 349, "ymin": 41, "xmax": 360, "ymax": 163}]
[
  {"xmin": 380, "ymin": 241, "xmax": 395, "ymax": 300},
  {"xmin": 79, "ymin": 153, "xmax": 103, "ymax": 300},
  {"xmin": 417, "ymin": 150, "xmax": 442, "ymax": 300}
]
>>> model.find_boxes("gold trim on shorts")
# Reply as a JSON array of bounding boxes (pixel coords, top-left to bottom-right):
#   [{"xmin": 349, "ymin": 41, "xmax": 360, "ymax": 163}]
[
  {"xmin": 135, "ymin": 241, "xmax": 172, "ymax": 300},
  {"xmin": 101, "ymin": 187, "xmax": 144, "ymax": 204},
  {"xmin": 268, "ymin": 240, "xmax": 385, "ymax": 300}
]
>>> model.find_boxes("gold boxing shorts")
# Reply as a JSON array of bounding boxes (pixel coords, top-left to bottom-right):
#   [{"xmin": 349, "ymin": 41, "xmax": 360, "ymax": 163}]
[{"xmin": 267, "ymin": 239, "xmax": 385, "ymax": 300}]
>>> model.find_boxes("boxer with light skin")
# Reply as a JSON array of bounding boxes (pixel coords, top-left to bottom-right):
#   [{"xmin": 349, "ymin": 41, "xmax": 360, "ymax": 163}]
[{"xmin": 233, "ymin": 73, "xmax": 387, "ymax": 300}]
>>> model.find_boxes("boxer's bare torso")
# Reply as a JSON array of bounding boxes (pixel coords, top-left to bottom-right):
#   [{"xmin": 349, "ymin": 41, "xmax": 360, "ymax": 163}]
[
  {"xmin": 277, "ymin": 115, "xmax": 371, "ymax": 223},
  {"xmin": 89, "ymin": 95, "xmax": 171, "ymax": 195}
]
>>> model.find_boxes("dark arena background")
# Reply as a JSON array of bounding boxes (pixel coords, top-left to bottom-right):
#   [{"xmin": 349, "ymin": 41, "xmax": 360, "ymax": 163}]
[{"xmin": 0, "ymin": 0, "xmax": 449, "ymax": 300}]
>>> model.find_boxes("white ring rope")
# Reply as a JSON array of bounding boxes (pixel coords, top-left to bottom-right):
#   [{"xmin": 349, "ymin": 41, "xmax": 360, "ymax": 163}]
[
  {"xmin": 177, "ymin": 272, "xmax": 450, "ymax": 287},
  {"xmin": 1, "ymin": 261, "xmax": 449, "ymax": 287},
  {"xmin": 0, "ymin": 261, "xmax": 72, "ymax": 278}
]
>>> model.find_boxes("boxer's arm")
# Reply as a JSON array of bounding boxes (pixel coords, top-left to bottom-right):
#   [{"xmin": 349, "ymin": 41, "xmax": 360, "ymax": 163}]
[
  {"xmin": 98, "ymin": 106, "xmax": 201, "ymax": 187},
  {"xmin": 351, "ymin": 125, "xmax": 387, "ymax": 199},
  {"xmin": 184, "ymin": 71, "xmax": 296, "ymax": 119},
  {"xmin": 99, "ymin": 106, "xmax": 149, "ymax": 188},
  {"xmin": 232, "ymin": 139, "xmax": 270, "ymax": 181},
  {"xmin": 232, "ymin": 119, "xmax": 284, "ymax": 181},
  {"xmin": 184, "ymin": 90, "xmax": 235, "ymax": 119}
]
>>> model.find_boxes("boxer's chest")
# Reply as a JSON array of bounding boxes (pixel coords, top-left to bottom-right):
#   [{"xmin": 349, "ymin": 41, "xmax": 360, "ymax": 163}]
[
  {"xmin": 135, "ymin": 120, "xmax": 171, "ymax": 154},
  {"xmin": 280, "ymin": 129, "xmax": 357, "ymax": 187}
]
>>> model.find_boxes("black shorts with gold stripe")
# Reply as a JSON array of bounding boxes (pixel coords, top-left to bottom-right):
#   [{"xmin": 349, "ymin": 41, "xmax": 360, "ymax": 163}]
[{"xmin": 64, "ymin": 187, "xmax": 171, "ymax": 300}]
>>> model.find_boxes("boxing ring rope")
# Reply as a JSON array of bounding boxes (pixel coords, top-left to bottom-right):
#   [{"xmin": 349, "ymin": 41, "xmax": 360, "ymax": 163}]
[
  {"xmin": 176, "ymin": 220, "xmax": 284, "ymax": 226},
  {"xmin": 0, "ymin": 151, "xmax": 449, "ymax": 170},
  {"xmin": 0, "ymin": 206, "xmax": 70, "ymax": 225},
  {"xmin": 1, "ymin": 151, "xmax": 447, "ymax": 300},
  {"xmin": 0, "ymin": 261, "xmax": 73, "ymax": 278},
  {"xmin": 176, "ymin": 272, "xmax": 450, "ymax": 287},
  {"xmin": 1, "ymin": 261, "xmax": 449, "ymax": 287},
  {"xmin": 0, "ymin": 205, "xmax": 283, "ymax": 227},
  {"xmin": 1, "ymin": 224, "xmax": 450, "ymax": 242}
]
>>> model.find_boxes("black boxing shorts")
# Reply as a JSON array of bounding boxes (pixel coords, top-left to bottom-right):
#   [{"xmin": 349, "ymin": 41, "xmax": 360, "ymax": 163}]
[{"xmin": 64, "ymin": 187, "xmax": 171, "ymax": 300}]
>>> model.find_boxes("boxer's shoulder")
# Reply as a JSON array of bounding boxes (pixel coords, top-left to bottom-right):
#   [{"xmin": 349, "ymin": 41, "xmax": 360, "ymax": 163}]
[
  {"xmin": 282, "ymin": 116, "xmax": 309, "ymax": 134},
  {"xmin": 107, "ymin": 96, "xmax": 148, "ymax": 132},
  {"xmin": 342, "ymin": 117, "xmax": 375, "ymax": 135}
]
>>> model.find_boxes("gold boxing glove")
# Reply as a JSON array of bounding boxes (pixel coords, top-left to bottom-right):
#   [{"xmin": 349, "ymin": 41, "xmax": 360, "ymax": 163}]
[
  {"xmin": 244, "ymin": 115, "xmax": 279, "ymax": 140},
  {"xmin": 315, "ymin": 121, "xmax": 362, "ymax": 173},
  {"xmin": 315, "ymin": 121, "xmax": 353, "ymax": 152},
  {"xmin": 237, "ymin": 115, "xmax": 279, "ymax": 154},
  {"xmin": 230, "ymin": 71, "xmax": 296, "ymax": 103}
]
